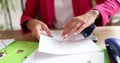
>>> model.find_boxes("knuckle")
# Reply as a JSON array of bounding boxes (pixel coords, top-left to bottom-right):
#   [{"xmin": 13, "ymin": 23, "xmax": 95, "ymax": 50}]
[
  {"xmin": 82, "ymin": 20, "xmax": 87, "ymax": 24},
  {"xmin": 42, "ymin": 23, "xmax": 47, "ymax": 26},
  {"xmin": 74, "ymin": 24, "xmax": 80, "ymax": 29},
  {"xmin": 82, "ymin": 24, "xmax": 86, "ymax": 28}
]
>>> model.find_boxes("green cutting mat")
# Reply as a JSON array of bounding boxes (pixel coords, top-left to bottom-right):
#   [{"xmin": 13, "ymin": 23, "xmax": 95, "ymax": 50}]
[
  {"xmin": 100, "ymin": 47, "xmax": 110, "ymax": 63},
  {"xmin": 0, "ymin": 41, "xmax": 38, "ymax": 63},
  {"xmin": 0, "ymin": 41, "xmax": 110, "ymax": 63}
]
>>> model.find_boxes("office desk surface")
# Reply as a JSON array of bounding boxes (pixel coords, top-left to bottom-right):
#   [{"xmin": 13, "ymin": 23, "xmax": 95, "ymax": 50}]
[{"xmin": 0, "ymin": 26, "xmax": 120, "ymax": 63}]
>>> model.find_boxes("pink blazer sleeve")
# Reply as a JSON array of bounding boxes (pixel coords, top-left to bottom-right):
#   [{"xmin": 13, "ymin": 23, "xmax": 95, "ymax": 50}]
[
  {"xmin": 92, "ymin": 0, "xmax": 120, "ymax": 26},
  {"xmin": 20, "ymin": 0, "xmax": 39, "ymax": 33}
]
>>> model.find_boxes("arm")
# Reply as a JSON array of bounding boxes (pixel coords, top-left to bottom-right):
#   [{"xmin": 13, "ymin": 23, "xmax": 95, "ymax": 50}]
[
  {"xmin": 93, "ymin": 0, "xmax": 120, "ymax": 26},
  {"xmin": 62, "ymin": 10, "xmax": 99, "ymax": 38},
  {"xmin": 20, "ymin": 0, "xmax": 52, "ymax": 40},
  {"xmin": 20, "ymin": 0, "xmax": 39, "ymax": 33},
  {"xmin": 62, "ymin": 0, "xmax": 120, "ymax": 38}
]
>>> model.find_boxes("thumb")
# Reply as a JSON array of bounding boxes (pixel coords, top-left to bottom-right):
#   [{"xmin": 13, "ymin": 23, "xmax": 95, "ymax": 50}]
[{"xmin": 42, "ymin": 24, "xmax": 52, "ymax": 37}]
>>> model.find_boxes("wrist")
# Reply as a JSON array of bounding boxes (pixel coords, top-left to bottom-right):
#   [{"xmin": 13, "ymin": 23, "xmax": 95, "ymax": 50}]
[
  {"xmin": 88, "ymin": 10, "xmax": 100, "ymax": 19},
  {"xmin": 26, "ymin": 19, "xmax": 38, "ymax": 31}
]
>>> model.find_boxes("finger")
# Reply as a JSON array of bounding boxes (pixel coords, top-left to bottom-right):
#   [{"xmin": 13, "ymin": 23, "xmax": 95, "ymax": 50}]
[
  {"xmin": 36, "ymin": 30, "xmax": 41, "ymax": 40},
  {"xmin": 64, "ymin": 17, "xmax": 78, "ymax": 30},
  {"xmin": 32, "ymin": 27, "xmax": 41, "ymax": 40},
  {"xmin": 67, "ymin": 22, "xmax": 81, "ymax": 36},
  {"xmin": 76, "ymin": 24, "xmax": 86, "ymax": 34},
  {"xmin": 63, "ymin": 21, "xmax": 74, "ymax": 34},
  {"xmin": 62, "ymin": 18, "xmax": 77, "ymax": 36},
  {"xmin": 42, "ymin": 24, "xmax": 52, "ymax": 37}
]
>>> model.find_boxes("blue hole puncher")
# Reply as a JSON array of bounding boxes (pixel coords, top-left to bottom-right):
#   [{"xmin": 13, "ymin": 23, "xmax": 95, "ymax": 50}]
[
  {"xmin": 81, "ymin": 24, "xmax": 96, "ymax": 38},
  {"xmin": 81, "ymin": 24, "xmax": 97, "ymax": 42},
  {"xmin": 105, "ymin": 38, "xmax": 120, "ymax": 63}
]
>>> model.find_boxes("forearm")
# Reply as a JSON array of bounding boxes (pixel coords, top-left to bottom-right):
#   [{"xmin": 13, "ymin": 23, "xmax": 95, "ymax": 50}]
[
  {"xmin": 92, "ymin": 0, "xmax": 120, "ymax": 25},
  {"xmin": 87, "ymin": 10, "xmax": 100, "ymax": 20},
  {"xmin": 20, "ymin": 0, "xmax": 39, "ymax": 33}
]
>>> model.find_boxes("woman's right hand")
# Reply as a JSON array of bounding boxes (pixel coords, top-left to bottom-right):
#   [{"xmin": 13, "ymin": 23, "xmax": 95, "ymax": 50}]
[{"xmin": 26, "ymin": 19, "xmax": 52, "ymax": 40}]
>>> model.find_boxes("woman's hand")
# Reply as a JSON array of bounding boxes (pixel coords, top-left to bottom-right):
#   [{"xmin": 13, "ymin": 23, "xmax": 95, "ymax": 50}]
[
  {"xmin": 26, "ymin": 19, "xmax": 52, "ymax": 40},
  {"xmin": 62, "ymin": 10, "xmax": 99, "ymax": 38}
]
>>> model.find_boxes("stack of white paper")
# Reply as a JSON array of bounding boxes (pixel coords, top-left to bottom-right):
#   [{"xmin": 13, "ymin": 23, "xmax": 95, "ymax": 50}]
[
  {"xmin": 39, "ymin": 30, "xmax": 101, "ymax": 55},
  {"xmin": 23, "ymin": 30, "xmax": 104, "ymax": 63},
  {"xmin": 23, "ymin": 50, "xmax": 104, "ymax": 63}
]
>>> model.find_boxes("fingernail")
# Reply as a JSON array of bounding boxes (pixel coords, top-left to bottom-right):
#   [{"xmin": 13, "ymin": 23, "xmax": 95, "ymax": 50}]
[
  {"xmin": 74, "ymin": 32, "xmax": 78, "ymax": 35},
  {"xmin": 63, "ymin": 34, "xmax": 68, "ymax": 40},
  {"xmin": 49, "ymin": 34, "xmax": 53, "ymax": 37}
]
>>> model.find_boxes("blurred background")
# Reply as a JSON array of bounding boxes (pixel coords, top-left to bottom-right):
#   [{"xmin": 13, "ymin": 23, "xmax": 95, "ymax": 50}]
[
  {"xmin": 0, "ymin": 0, "xmax": 120, "ymax": 31},
  {"xmin": 0, "ymin": 0, "xmax": 26, "ymax": 31}
]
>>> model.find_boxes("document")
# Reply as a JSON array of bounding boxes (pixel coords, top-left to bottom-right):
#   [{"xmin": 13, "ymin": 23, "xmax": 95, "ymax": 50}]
[
  {"xmin": 23, "ymin": 50, "xmax": 104, "ymax": 63},
  {"xmin": 0, "ymin": 39, "xmax": 15, "ymax": 50},
  {"xmin": 23, "ymin": 30, "xmax": 104, "ymax": 63},
  {"xmin": 38, "ymin": 30, "xmax": 101, "ymax": 55}
]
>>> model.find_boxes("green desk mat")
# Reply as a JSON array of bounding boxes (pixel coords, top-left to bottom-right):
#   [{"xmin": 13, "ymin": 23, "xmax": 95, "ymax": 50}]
[
  {"xmin": 0, "ymin": 41, "xmax": 38, "ymax": 63},
  {"xmin": 0, "ymin": 41, "xmax": 110, "ymax": 63},
  {"xmin": 100, "ymin": 47, "xmax": 110, "ymax": 63}
]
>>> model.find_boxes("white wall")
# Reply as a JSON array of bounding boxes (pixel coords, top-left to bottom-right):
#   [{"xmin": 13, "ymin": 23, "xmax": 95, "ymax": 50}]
[
  {"xmin": 0, "ymin": 0, "xmax": 23, "ymax": 30},
  {"xmin": 9, "ymin": 0, "xmax": 22, "ymax": 30}
]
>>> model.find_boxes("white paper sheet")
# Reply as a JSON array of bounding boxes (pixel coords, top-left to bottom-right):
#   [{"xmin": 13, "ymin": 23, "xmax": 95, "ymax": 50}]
[
  {"xmin": 0, "ymin": 39, "xmax": 15, "ymax": 50},
  {"xmin": 38, "ymin": 30, "xmax": 101, "ymax": 55},
  {"xmin": 23, "ymin": 49, "xmax": 104, "ymax": 63}
]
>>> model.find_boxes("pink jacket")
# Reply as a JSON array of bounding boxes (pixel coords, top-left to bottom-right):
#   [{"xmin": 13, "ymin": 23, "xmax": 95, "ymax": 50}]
[{"xmin": 20, "ymin": 0, "xmax": 120, "ymax": 33}]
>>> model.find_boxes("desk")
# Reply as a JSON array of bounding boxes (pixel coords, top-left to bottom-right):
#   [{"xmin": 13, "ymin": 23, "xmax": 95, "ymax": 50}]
[{"xmin": 0, "ymin": 26, "xmax": 120, "ymax": 63}]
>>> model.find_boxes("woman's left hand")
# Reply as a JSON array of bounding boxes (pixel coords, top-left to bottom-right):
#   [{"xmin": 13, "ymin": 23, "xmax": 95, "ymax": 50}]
[{"xmin": 62, "ymin": 10, "xmax": 99, "ymax": 38}]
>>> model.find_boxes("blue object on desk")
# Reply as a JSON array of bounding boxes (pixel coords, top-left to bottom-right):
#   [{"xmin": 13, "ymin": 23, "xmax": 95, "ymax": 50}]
[
  {"xmin": 105, "ymin": 38, "xmax": 120, "ymax": 63},
  {"xmin": 81, "ymin": 24, "xmax": 96, "ymax": 38}
]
